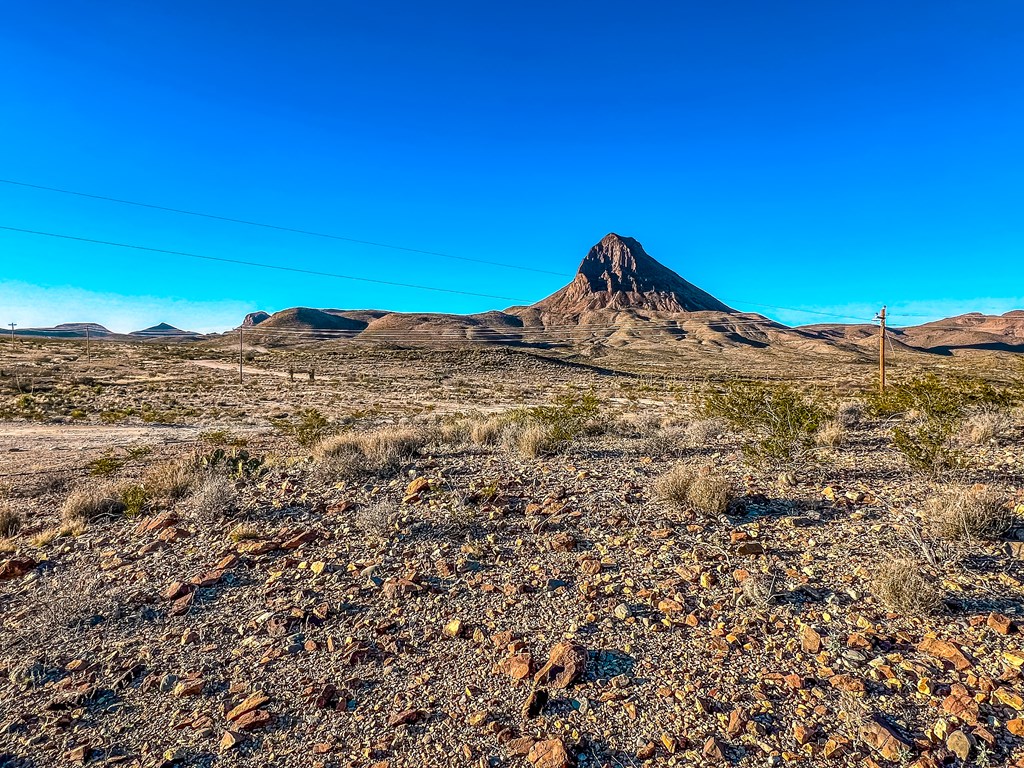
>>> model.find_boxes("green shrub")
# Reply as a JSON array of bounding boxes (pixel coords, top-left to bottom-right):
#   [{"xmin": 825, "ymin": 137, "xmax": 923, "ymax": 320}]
[
  {"xmin": 119, "ymin": 484, "xmax": 149, "ymax": 517},
  {"xmin": 892, "ymin": 419, "xmax": 961, "ymax": 475},
  {"xmin": 272, "ymin": 408, "xmax": 336, "ymax": 447},
  {"xmin": 699, "ymin": 382, "xmax": 824, "ymax": 465},
  {"xmin": 88, "ymin": 455, "xmax": 126, "ymax": 477}
]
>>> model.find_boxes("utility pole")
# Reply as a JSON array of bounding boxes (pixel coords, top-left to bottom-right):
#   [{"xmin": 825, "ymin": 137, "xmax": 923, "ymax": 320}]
[
  {"xmin": 8, "ymin": 323, "xmax": 15, "ymax": 348},
  {"xmin": 875, "ymin": 306, "xmax": 886, "ymax": 393},
  {"xmin": 238, "ymin": 328, "xmax": 243, "ymax": 385},
  {"xmin": 86, "ymin": 325, "xmax": 91, "ymax": 362}
]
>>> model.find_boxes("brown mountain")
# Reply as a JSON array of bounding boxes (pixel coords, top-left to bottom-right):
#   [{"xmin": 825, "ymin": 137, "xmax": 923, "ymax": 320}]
[{"xmin": 530, "ymin": 233, "xmax": 734, "ymax": 315}]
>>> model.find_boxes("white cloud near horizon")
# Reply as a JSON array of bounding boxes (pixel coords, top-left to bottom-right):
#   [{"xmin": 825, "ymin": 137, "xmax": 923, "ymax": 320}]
[{"xmin": 0, "ymin": 281, "xmax": 257, "ymax": 334}]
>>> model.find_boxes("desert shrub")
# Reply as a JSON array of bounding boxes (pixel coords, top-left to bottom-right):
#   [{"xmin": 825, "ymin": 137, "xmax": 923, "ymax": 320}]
[
  {"xmin": 892, "ymin": 418, "xmax": 961, "ymax": 475},
  {"xmin": 872, "ymin": 558, "xmax": 944, "ymax": 615},
  {"xmin": 61, "ymin": 485, "xmax": 126, "ymax": 522},
  {"xmin": 272, "ymin": 408, "xmax": 336, "ymax": 447},
  {"xmin": 836, "ymin": 401, "xmax": 864, "ymax": 428},
  {"xmin": 700, "ymin": 382, "xmax": 824, "ymax": 465},
  {"xmin": 198, "ymin": 447, "xmax": 263, "ymax": 479},
  {"xmin": 654, "ymin": 463, "xmax": 735, "ymax": 517},
  {"xmin": 866, "ymin": 373, "xmax": 1012, "ymax": 419},
  {"xmin": 683, "ymin": 418, "xmax": 725, "ymax": 448},
  {"xmin": 815, "ymin": 420, "xmax": 846, "ymax": 448},
  {"xmin": 229, "ymin": 523, "xmax": 260, "ymax": 542},
  {"xmin": 119, "ymin": 484, "xmax": 149, "ymax": 517},
  {"xmin": 521, "ymin": 391, "xmax": 604, "ymax": 442},
  {"xmin": 0, "ymin": 506, "xmax": 22, "ymax": 537},
  {"xmin": 353, "ymin": 499, "xmax": 396, "ymax": 541},
  {"xmin": 641, "ymin": 426, "xmax": 687, "ymax": 457},
  {"xmin": 144, "ymin": 459, "xmax": 198, "ymax": 504},
  {"xmin": 924, "ymin": 485, "xmax": 1011, "ymax": 540},
  {"xmin": 469, "ymin": 416, "xmax": 505, "ymax": 447},
  {"xmin": 191, "ymin": 475, "xmax": 239, "ymax": 520},
  {"xmin": 315, "ymin": 426, "xmax": 425, "ymax": 480},
  {"xmin": 87, "ymin": 455, "xmax": 125, "ymax": 477},
  {"xmin": 504, "ymin": 421, "xmax": 559, "ymax": 459},
  {"xmin": 614, "ymin": 412, "xmax": 662, "ymax": 438},
  {"xmin": 961, "ymin": 410, "xmax": 1013, "ymax": 445}
]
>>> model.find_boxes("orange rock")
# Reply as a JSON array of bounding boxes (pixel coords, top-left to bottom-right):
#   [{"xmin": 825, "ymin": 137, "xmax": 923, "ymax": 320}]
[
  {"xmin": 800, "ymin": 625, "xmax": 822, "ymax": 654},
  {"xmin": 227, "ymin": 693, "xmax": 270, "ymax": 721},
  {"xmin": 987, "ymin": 612, "xmax": 1013, "ymax": 635},
  {"xmin": 0, "ymin": 557, "xmax": 37, "ymax": 580},
  {"xmin": 860, "ymin": 717, "xmax": 911, "ymax": 761},
  {"xmin": 793, "ymin": 721, "xmax": 815, "ymax": 745},
  {"xmin": 496, "ymin": 652, "xmax": 533, "ymax": 681},
  {"xmin": 534, "ymin": 641, "xmax": 587, "ymax": 689},
  {"xmin": 527, "ymin": 738, "xmax": 570, "ymax": 768},
  {"xmin": 918, "ymin": 634, "xmax": 973, "ymax": 671}
]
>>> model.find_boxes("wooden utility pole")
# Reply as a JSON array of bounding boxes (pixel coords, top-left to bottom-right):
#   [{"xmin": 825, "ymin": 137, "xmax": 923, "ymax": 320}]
[
  {"xmin": 86, "ymin": 325, "xmax": 91, "ymax": 362},
  {"xmin": 876, "ymin": 306, "xmax": 886, "ymax": 393},
  {"xmin": 8, "ymin": 323, "xmax": 15, "ymax": 348},
  {"xmin": 238, "ymin": 328, "xmax": 244, "ymax": 384}
]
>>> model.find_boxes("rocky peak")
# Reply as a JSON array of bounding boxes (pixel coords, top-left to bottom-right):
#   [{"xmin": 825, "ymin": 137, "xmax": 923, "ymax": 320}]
[{"xmin": 532, "ymin": 234, "xmax": 733, "ymax": 314}]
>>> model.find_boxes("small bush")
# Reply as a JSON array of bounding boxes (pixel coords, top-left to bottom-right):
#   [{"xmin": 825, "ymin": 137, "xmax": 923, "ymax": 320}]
[
  {"xmin": 229, "ymin": 523, "xmax": 260, "ymax": 542},
  {"xmin": 87, "ymin": 455, "xmax": 125, "ymax": 477},
  {"xmin": 144, "ymin": 459, "xmax": 197, "ymax": 504},
  {"xmin": 505, "ymin": 421, "xmax": 559, "ymax": 459},
  {"xmin": 892, "ymin": 418, "xmax": 961, "ymax": 475},
  {"xmin": 700, "ymin": 382, "xmax": 823, "ymax": 465},
  {"xmin": 815, "ymin": 420, "xmax": 846, "ymax": 448},
  {"xmin": 654, "ymin": 463, "xmax": 735, "ymax": 517},
  {"xmin": 866, "ymin": 373, "xmax": 1012, "ymax": 419},
  {"xmin": 683, "ymin": 418, "xmax": 725, "ymax": 448},
  {"xmin": 924, "ymin": 485, "xmax": 1011, "ymax": 540},
  {"xmin": 641, "ymin": 426, "xmax": 687, "ymax": 457},
  {"xmin": 872, "ymin": 558, "xmax": 944, "ymax": 615},
  {"xmin": 353, "ymin": 499, "xmax": 396, "ymax": 541},
  {"xmin": 961, "ymin": 410, "xmax": 1012, "ymax": 445},
  {"xmin": 836, "ymin": 401, "xmax": 864, "ymax": 428},
  {"xmin": 61, "ymin": 486, "xmax": 126, "ymax": 522},
  {"xmin": 273, "ymin": 408, "xmax": 336, "ymax": 447},
  {"xmin": 469, "ymin": 417, "xmax": 504, "ymax": 447},
  {"xmin": 119, "ymin": 484, "xmax": 149, "ymax": 517},
  {"xmin": 0, "ymin": 506, "xmax": 22, "ymax": 537},
  {"xmin": 315, "ymin": 426, "xmax": 425, "ymax": 480},
  {"xmin": 191, "ymin": 475, "xmax": 239, "ymax": 520}
]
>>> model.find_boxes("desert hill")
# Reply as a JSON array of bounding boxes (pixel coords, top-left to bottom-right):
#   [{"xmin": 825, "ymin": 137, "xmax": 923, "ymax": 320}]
[
  {"xmin": 14, "ymin": 322, "xmax": 112, "ymax": 339},
  {"xmin": 129, "ymin": 322, "xmax": 201, "ymax": 338},
  {"xmin": 224, "ymin": 233, "xmax": 1023, "ymax": 360}
]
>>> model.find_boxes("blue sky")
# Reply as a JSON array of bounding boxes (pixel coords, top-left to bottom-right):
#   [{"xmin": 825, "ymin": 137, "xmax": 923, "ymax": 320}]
[{"xmin": 1, "ymin": 1, "xmax": 1022, "ymax": 332}]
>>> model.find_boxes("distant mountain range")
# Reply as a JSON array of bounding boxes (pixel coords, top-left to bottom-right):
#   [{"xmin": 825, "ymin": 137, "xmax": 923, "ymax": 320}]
[
  {"xmin": 16, "ymin": 321, "xmax": 198, "ymax": 339},
  {"xmin": 241, "ymin": 233, "xmax": 1024, "ymax": 357},
  {"xmin": 14, "ymin": 233, "xmax": 1024, "ymax": 357}
]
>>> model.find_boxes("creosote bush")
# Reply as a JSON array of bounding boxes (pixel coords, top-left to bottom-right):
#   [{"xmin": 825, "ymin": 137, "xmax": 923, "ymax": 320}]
[
  {"xmin": 836, "ymin": 400, "xmax": 864, "ymax": 428},
  {"xmin": 504, "ymin": 421, "xmax": 559, "ymax": 459},
  {"xmin": 61, "ymin": 485, "xmax": 126, "ymax": 522},
  {"xmin": 654, "ymin": 463, "xmax": 735, "ymax": 518},
  {"xmin": 961, "ymin": 410, "xmax": 1012, "ymax": 446},
  {"xmin": 272, "ymin": 407, "xmax": 337, "ymax": 447},
  {"xmin": 872, "ymin": 558, "xmax": 944, "ymax": 615},
  {"xmin": 924, "ymin": 485, "xmax": 1011, "ymax": 540},
  {"xmin": 699, "ymin": 382, "xmax": 823, "ymax": 465}
]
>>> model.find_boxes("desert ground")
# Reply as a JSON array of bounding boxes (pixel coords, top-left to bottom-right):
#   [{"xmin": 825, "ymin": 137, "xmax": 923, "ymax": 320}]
[{"xmin": 2, "ymin": 336, "xmax": 1024, "ymax": 768}]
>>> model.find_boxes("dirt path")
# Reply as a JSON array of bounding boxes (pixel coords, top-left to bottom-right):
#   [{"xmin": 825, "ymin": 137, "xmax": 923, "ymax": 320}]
[{"xmin": 189, "ymin": 359, "xmax": 294, "ymax": 379}]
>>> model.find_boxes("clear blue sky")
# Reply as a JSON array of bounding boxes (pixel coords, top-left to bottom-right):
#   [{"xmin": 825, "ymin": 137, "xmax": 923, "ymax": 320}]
[{"xmin": 1, "ymin": 1, "xmax": 1022, "ymax": 332}]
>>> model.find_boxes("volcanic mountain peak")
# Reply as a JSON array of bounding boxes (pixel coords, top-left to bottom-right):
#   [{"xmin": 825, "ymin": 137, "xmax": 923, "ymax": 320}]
[{"xmin": 532, "ymin": 233, "xmax": 734, "ymax": 314}]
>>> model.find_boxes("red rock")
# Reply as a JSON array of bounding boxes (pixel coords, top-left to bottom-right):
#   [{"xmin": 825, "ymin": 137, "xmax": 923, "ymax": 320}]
[
  {"xmin": 388, "ymin": 708, "xmax": 423, "ymax": 727},
  {"xmin": 987, "ymin": 612, "xmax": 1013, "ymax": 635},
  {"xmin": 161, "ymin": 581, "xmax": 193, "ymax": 600},
  {"xmin": 282, "ymin": 529, "xmax": 317, "ymax": 550},
  {"xmin": 800, "ymin": 625, "xmax": 822, "ymax": 654},
  {"xmin": 227, "ymin": 693, "xmax": 270, "ymax": 722},
  {"xmin": 860, "ymin": 717, "xmax": 911, "ymax": 761},
  {"xmin": 793, "ymin": 721, "xmax": 815, "ymax": 745},
  {"xmin": 0, "ymin": 556, "xmax": 37, "ymax": 580},
  {"xmin": 234, "ymin": 709, "xmax": 272, "ymax": 731},
  {"xmin": 726, "ymin": 707, "xmax": 748, "ymax": 737},
  {"xmin": 168, "ymin": 591, "xmax": 194, "ymax": 616},
  {"xmin": 701, "ymin": 736, "xmax": 725, "ymax": 761},
  {"xmin": 507, "ymin": 736, "xmax": 535, "ymax": 755},
  {"xmin": 918, "ymin": 634, "xmax": 973, "ymax": 671},
  {"xmin": 220, "ymin": 730, "xmax": 243, "ymax": 751},
  {"xmin": 734, "ymin": 541, "xmax": 764, "ymax": 555},
  {"xmin": 942, "ymin": 684, "xmax": 979, "ymax": 725},
  {"xmin": 534, "ymin": 642, "xmax": 587, "ymax": 689},
  {"xmin": 527, "ymin": 738, "xmax": 570, "ymax": 768},
  {"xmin": 497, "ymin": 652, "xmax": 533, "ymax": 681},
  {"xmin": 784, "ymin": 673, "xmax": 804, "ymax": 690},
  {"xmin": 829, "ymin": 674, "xmax": 865, "ymax": 693}
]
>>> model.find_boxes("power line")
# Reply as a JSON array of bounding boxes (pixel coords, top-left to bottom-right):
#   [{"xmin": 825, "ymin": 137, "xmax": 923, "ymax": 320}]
[
  {"xmin": 0, "ymin": 225, "xmax": 529, "ymax": 303},
  {"xmin": 0, "ymin": 178, "xmax": 567, "ymax": 277}
]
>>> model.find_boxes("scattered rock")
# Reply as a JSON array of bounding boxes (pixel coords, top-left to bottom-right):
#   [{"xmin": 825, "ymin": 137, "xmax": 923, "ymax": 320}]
[
  {"xmin": 527, "ymin": 738, "xmax": 570, "ymax": 768},
  {"xmin": 534, "ymin": 642, "xmax": 587, "ymax": 689}
]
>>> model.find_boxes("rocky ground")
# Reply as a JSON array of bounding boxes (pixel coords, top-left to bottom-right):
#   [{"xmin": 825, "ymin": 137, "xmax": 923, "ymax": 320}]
[{"xmin": 2, "ymin": 338, "xmax": 1024, "ymax": 768}]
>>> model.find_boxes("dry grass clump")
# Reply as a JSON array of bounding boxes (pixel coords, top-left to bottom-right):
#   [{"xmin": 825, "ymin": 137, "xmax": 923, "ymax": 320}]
[
  {"xmin": 353, "ymin": 498, "xmax": 396, "ymax": 541},
  {"xmin": 60, "ymin": 485, "xmax": 126, "ymax": 522},
  {"xmin": 641, "ymin": 426, "xmax": 687, "ymax": 457},
  {"xmin": 961, "ymin": 410, "xmax": 1012, "ymax": 445},
  {"xmin": 872, "ymin": 558, "xmax": 944, "ymax": 615},
  {"xmin": 191, "ymin": 475, "xmax": 239, "ymax": 520},
  {"xmin": 683, "ymin": 418, "xmax": 725, "ymax": 448},
  {"xmin": 614, "ymin": 412, "xmax": 662, "ymax": 438},
  {"xmin": 469, "ymin": 416, "xmax": 505, "ymax": 447},
  {"xmin": 30, "ymin": 520, "xmax": 86, "ymax": 548},
  {"xmin": 815, "ymin": 420, "xmax": 847, "ymax": 448},
  {"xmin": 144, "ymin": 459, "xmax": 198, "ymax": 504},
  {"xmin": 924, "ymin": 485, "xmax": 1011, "ymax": 540},
  {"xmin": 503, "ymin": 421, "xmax": 559, "ymax": 459},
  {"xmin": 0, "ymin": 505, "xmax": 22, "ymax": 537},
  {"xmin": 315, "ymin": 426, "xmax": 425, "ymax": 480},
  {"xmin": 837, "ymin": 400, "xmax": 864, "ymax": 428},
  {"xmin": 654, "ymin": 463, "xmax": 735, "ymax": 517}
]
